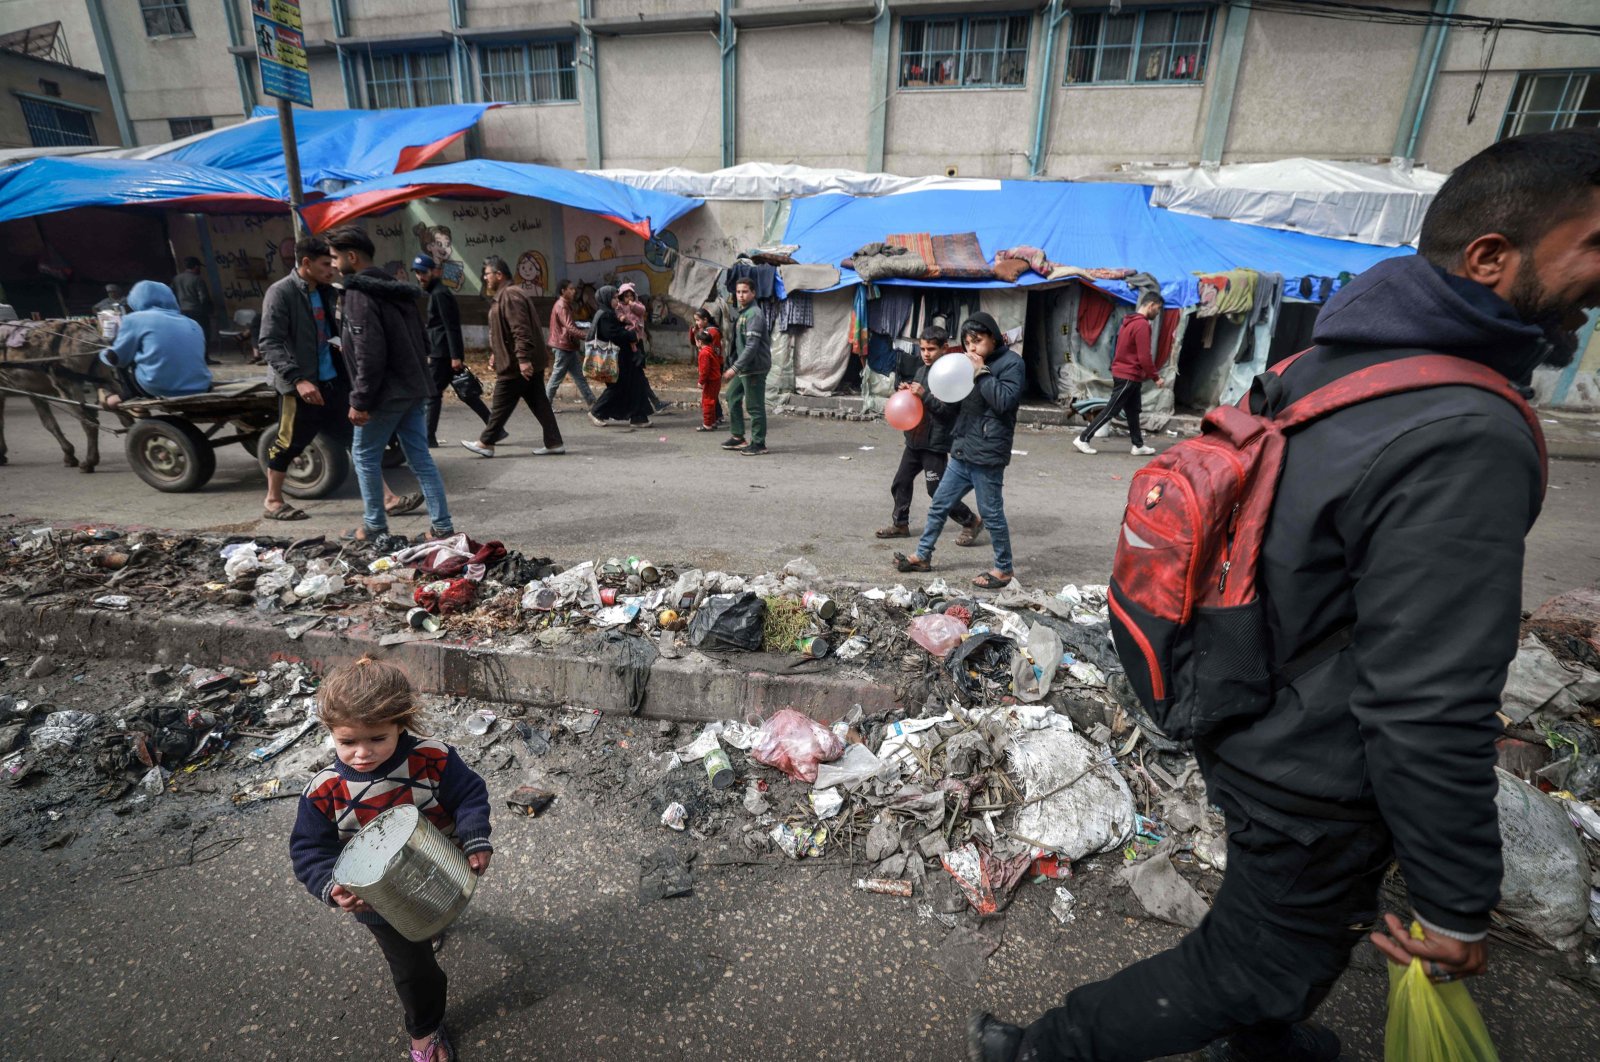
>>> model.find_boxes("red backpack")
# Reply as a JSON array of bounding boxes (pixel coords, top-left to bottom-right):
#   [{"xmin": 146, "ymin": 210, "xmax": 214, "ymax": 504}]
[{"xmin": 1107, "ymin": 351, "xmax": 1548, "ymax": 741}]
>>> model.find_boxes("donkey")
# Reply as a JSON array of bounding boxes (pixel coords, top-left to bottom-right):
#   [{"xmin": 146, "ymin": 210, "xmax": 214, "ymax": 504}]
[{"xmin": 0, "ymin": 319, "xmax": 109, "ymax": 472}]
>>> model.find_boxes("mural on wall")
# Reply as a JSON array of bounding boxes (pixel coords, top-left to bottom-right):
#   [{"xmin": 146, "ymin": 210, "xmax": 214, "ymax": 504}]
[{"xmin": 561, "ymin": 207, "xmax": 680, "ymax": 329}]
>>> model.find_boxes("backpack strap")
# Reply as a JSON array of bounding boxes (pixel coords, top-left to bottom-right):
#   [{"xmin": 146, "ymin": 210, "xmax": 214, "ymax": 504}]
[{"xmin": 1273, "ymin": 353, "xmax": 1549, "ymax": 498}]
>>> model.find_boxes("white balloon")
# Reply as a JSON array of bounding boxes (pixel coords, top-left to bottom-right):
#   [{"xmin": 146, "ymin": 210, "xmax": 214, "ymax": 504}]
[{"xmin": 927, "ymin": 352, "xmax": 976, "ymax": 403}]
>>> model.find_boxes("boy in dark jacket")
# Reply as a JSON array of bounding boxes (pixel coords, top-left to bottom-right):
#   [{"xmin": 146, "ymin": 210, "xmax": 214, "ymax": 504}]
[
  {"xmin": 326, "ymin": 226, "xmax": 454, "ymax": 549},
  {"xmin": 876, "ymin": 325, "xmax": 979, "ymax": 541},
  {"xmin": 413, "ymin": 253, "xmax": 493, "ymax": 448},
  {"xmin": 1075, "ymin": 292, "xmax": 1164, "ymax": 456},
  {"xmin": 893, "ymin": 312, "xmax": 1023, "ymax": 588},
  {"xmin": 971, "ymin": 128, "xmax": 1600, "ymax": 1062}
]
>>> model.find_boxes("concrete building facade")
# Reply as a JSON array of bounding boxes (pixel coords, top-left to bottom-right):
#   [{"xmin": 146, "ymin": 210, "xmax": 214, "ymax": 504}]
[
  {"xmin": 0, "ymin": 22, "xmax": 112, "ymax": 150},
  {"xmin": 0, "ymin": 1, "xmax": 1594, "ymax": 173}
]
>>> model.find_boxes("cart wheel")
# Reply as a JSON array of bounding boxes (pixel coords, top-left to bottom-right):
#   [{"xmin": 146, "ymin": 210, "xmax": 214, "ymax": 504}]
[
  {"xmin": 239, "ymin": 431, "xmax": 264, "ymax": 456},
  {"xmin": 125, "ymin": 416, "xmax": 216, "ymax": 493},
  {"xmin": 257, "ymin": 423, "xmax": 350, "ymax": 499}
]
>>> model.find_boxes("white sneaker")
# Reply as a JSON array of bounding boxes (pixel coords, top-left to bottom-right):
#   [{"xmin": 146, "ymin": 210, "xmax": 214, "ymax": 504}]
[
  {"xmin": 1073, "ymin": 437, "xmax": 1097, "ymax": 455},
  {"xmin": 1130, "ymin": 445, "xmax": 1157, "ymax": 456},
  {"xmin": 531, "ymin": 445, "xmax": 566, "ymax": 455},
  {"xmin": 460, "ymin": 440, "xmax": 494, "ymax": 458}
]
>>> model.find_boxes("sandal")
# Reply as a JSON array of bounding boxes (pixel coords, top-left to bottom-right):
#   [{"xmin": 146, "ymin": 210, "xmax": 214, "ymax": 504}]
[
  {"xmin": 956, "ymin": 517, "xmax": 985, "ymax": 547},
  {"xmin": 410, "ymin": 1025, "xmax": 452, "ymax": 1062},
  {"xmin": 386, "ymin": 492, "xmax": 424, "ymax": 516},
  {"xmin": 894, "ymin": 552, "xmax": 931, "ymax": 573},
  {"xmin": 972, "ymin": 571, "xmax": 1013, "ymax": 590},
  {"xmin": 261, "ymin": 504, "xmax": 309, "ymax": 521},
  {"xmin": 875, "ymin": 524, "xmax": 911, "ymax": 539}
]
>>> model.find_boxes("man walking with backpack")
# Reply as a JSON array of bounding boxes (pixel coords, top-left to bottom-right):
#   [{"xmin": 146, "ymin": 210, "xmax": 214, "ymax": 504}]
[{"xmin": 970, "ymin": 129, "xmax": 1600, "ymax": 1062}]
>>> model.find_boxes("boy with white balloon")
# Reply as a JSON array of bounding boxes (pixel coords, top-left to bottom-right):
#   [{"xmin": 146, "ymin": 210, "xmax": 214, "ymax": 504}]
[
  {"xmin": 878, "ymin": 326, "xmax": 980, "ymax": 543},
  {"xmin": 891, "ymin": 312, "xmax": 1025, "ymax": 589}
]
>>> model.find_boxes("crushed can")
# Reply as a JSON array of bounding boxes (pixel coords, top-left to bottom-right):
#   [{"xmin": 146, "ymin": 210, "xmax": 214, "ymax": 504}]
[
  {"xmin": 704, "ymin": 747, "xmax": 735, "ymax": 790},
  {"xmin": 332, "ymin": 804, "xmax": 477, "ymax": 943},
  {"xmin": 802, "ymin": 590, "xmax": 837, "ymax": 622}
]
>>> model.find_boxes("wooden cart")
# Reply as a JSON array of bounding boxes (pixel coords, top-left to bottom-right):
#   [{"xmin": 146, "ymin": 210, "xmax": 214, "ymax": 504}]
[{"xmin": 118, "ymin": 381, "xmax": 350, "ymax": 496}]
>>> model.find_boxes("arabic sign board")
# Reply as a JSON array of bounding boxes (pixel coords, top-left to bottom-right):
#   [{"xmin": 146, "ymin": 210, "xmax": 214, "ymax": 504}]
[{"xmin": 251, "ymin": 0, "xmax": 312, "ymax": 107}]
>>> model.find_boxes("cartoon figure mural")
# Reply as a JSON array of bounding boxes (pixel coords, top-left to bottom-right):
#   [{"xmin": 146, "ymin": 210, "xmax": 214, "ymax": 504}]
[
  {"xmin": 573, "ymin": 234, "xmax": 593, "ymax": 262},
  {"xmin": 600, "ymin": 236, "xmax": 617, "ymax": 260},
  {"xmin": 515, "ymin": 250, "xmax": 548, "ymax": 296},
  {"xmin": 414, "ymin": 222, "xmax": 464, "ymax": 290}
]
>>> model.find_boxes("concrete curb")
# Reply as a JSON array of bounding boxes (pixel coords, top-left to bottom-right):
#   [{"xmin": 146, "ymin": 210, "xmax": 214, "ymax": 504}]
[{"xmin": 0, "ymin": 601, "xmax": 900, "ymax": 725}]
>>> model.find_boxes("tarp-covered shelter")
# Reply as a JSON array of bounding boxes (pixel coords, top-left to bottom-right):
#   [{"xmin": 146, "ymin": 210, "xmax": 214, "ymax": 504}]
[
  {"xmin": 302, "ymin": 158, "xmax": 705, "ymax": 239},
  {"xmin": 0, "ymin": 157, "xmax": 289, "ymax": 225}
]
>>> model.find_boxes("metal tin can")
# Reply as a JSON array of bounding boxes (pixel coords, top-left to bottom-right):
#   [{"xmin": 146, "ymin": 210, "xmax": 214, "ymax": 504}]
[
  {"xmin": 802, "ymin": 590, "xmax": 837, "ymax": 621},
  {"xmin": 796, "ymin": 635, "xmax": 831, "ymax": 659},
  {"xmin": 704, "ymin": 747, "xmax": 735, "ymax": 789},
  {"xmin": 600, "ymin": 587, "xmax": 618, "ymax": 606}
]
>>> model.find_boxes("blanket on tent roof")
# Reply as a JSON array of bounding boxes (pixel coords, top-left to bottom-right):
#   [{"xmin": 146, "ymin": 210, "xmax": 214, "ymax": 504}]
[
  {"xmin": 888, "ymin": 231, "xmax": 993, "ymax": 280},
  {"xmin": 845, "ymin": 242, "xmax": 928, "ymax": 283}
]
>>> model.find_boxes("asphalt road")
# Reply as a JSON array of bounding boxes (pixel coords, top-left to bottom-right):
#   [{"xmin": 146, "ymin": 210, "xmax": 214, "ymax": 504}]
[{"xmin": 2, "ymin": 387, "xmax": 1598, "ymax": 608}]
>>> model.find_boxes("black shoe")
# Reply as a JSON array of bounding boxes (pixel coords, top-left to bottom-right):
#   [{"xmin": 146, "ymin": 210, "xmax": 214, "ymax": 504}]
[
  {"xmin": 1206, "ymin": 1022, "xmax": 1341, "ymax": 1062},
  {"xmin": 427, "ymin": 437, "xmax": 441, "ymax": 449},
  {"xmin": 967, "ymin": 1012, "xmax": 1023, "ymax": 1062},
  {"xmin": 720, "ymin": 436, "xmax": 747, "ymax": 450},
  {"xmin": 740, "ymin": 443, "xmax": 769, "ymax": 456}
]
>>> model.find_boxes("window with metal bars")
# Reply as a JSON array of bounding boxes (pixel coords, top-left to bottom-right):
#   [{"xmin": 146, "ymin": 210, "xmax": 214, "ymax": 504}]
[
  {"xmin": 20, "ymin": 97, "xmax": 96, "ymax": 146},
  {"xmin": 169, "ymin": 116, "xmax": 214, "ymax": 139},
  {"xmin": 364, "ymin": 50, "xmax": 454, "ymax": 109},
  {"xmin": 479, "ymin": 40, "xmax": 578, "ymax": 104},
  {"xmin": 1066, "ymin": 6, "xmax": 1213, "ymax": 85},
  {"xmin": 899, "ymin": 13, "xmax": 1030, "ymax": 89},
  {"xmin": 1500, "ymin": 70, "xmax": 1600, "ymax": 139},
  {"xmin": 139, "ymin": 0, "xmax": 193, "ymax": 38}
]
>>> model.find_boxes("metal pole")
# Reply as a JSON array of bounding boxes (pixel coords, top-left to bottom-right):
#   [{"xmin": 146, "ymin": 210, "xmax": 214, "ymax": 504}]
[{"xmin": 277, "ymin": 99, "xmax": 307, "ymax": 238}]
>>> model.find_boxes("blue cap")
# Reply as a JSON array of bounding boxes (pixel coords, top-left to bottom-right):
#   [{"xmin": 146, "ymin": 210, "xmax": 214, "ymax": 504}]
[{"xmin": 411, "ymin": 254, "xmax": 437, "ymax": 272}]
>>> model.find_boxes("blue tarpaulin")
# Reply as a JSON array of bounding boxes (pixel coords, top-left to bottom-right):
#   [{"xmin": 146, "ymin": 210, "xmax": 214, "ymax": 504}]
[
  {"xmin": 302, "ymin": 158, "xmax": 704, "ymax": 238},
  {"xmin": 0, "ymin": 156, "xmax": 288, "ymax": 225},
  {"xmin": 782, "ymin": 181, "xmax": 1411, "ymax": 306},
  {"xmin": 153, "ymin": 104, "xmax": 494, "ymax": 195}
]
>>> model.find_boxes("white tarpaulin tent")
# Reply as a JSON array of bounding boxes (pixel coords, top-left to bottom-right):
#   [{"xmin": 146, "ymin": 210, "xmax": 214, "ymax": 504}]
[
  {"xmin": 585, "ymin": 162, "xmax": 1000, "ymax": 201},
  {"xmin": 1106, "ymin": 158, "xmax": 1448, "ymax": 247}
]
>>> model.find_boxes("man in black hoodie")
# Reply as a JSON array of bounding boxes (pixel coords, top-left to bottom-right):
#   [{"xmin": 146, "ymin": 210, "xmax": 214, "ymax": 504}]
[
  {"xmin": 971, "ymin": 129, "xmax": 1600, "ymax": 1062},
  {"xmin": 326, "ymin": 227, "xmax": 454, "ymax": 548}
]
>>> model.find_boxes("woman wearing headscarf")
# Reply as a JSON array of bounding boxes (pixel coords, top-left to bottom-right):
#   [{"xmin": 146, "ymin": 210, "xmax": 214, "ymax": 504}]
[{"xmin": 588, "ymin": 285, "xmax": 654, "ymax": 427}]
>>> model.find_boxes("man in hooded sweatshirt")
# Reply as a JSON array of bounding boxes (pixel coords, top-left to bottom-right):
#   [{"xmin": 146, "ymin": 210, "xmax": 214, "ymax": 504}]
[
  {"xmin": 892, "ymin": 312, "xmax": 1023, "ymax": 589},
  {"xmin": 969, "ymin": 128, "xmax": 1600, "ymax": 1062},
  {"xmin": 99, "ymin": 280, "xmax": 211, "ymax": 408},
  {"xmin": 1074, "ymin": 291, "xmax": 1164, "ymax": 456},
  {"xmin": 325, "ymin": 226, "xmax": 454, "ymax": 549}
]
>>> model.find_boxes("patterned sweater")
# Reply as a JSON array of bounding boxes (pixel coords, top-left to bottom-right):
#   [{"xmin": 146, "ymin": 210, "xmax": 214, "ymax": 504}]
[{"xmin": 289, "ymin": 732, "xmax": 492, "ymax": 922}]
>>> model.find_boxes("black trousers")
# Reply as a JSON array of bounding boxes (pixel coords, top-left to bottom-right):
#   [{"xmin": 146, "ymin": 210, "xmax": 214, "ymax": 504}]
[
  {"xmin": 367, "ymin": 922, "xmax": 448, "ymax": 1040},
  {"xmin": 426, "ymin": 358, "xmax": 491, "ymax": 443},
  {"xmin": 264, "ymin": 377, "xmax": 347, "ymax": 472},
  {"xmin": 891, "ymin": 447, "xmax": 975, "ymax": 528},
  {"xmin": 1020, "ymin": 776, "xmax": 1392, "ymax": 1061},
  {"xmin": 482, "ymin": 370, "xmax": 563, "ymax": 449},
  {"xmin": 1081, "ymin": 378, "xmax": 1144, "ymax": 448}
]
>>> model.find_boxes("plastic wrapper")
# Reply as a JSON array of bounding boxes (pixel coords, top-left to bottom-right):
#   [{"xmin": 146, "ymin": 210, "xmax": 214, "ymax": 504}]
[
  {"xmin": 1385, "ymin": 922, "xmax": 1498, "ymax": 1062},
  {"xmin": 813, "ymin": 742, "xmax": 890, "ymax": 790},
  {"xmin": 1011, "ymin": 622, "xmax": 1065, "ymax": 702},
  {"xmin": 687, "ymin": 592, "xmax": 766, "ymax": 652},
  {"xmin": 1492, "ymin": 768, "xmax": 1590, "ymax": 950},
  {"xmin": 908, "ymin": 613, "xmax": 969, "ymax": 657},
  {"xmin": 750, "ymin": 708, "xmax": 844, "ymax": 783},
  {"xmin": 1007, "ymin": 716, "xmax": 1135, "ymax": 861},
  {"xmin": 29, "ymin": 709, "xmax": 99, "ymax": 751}
]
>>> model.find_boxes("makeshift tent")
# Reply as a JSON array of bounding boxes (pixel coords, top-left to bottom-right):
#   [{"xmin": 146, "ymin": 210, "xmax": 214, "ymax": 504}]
[
  {"xmin": 782, "ymin": 181, "xmax": 1409, "ymax": 307},
  {"xmin": 301, "ymin": 158, "xmax": 704, "ymax": 239},
  {"xmin": 587, "ymin": 162, "xmax": 1000, "ymax": 200},
  {"xmin": 1102, "ymin": 158, "xmax": 1447, "ymax": 247},
  {"xmin": 0, "ymin": 156, "xmax": 288, "ymax": 225}
]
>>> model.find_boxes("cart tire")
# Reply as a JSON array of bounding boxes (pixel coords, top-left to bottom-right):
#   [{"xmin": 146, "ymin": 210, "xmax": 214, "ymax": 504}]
[
  {"xmin": 256, "ymin": 423, "xmax": 349, "ymax": 499},
  {"xmin": 239, "ymin": 431, "xmax": 264, "ymax": 456},
  {"xmin": 125, "ymin": 416, "xmax": 216, "ymax": 493}
]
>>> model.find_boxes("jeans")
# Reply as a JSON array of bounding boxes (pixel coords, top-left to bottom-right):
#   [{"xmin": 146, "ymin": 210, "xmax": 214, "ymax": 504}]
[
  {"xmin": 1019, "ymin": 776, "xmax": 1391, "ymax": 1061},
  {"xmin": 1081, "ymin": 377, "xmax": 1144, "ymax": 448},
  {"xmin": 352, "ymin": 401, "xmax": 452, "ymax": 535},
  {"xmin": 916, "ymin": 457, "xmax": 1011, "ymax": 572},
  {"xmin": 725, "ymin": 372, "xmax": 767, "ymax": 446},
  {"xmin": 367, "ymin": 922, "xmax": 448, "ymax": 1040},
  {"xmin": 545, "ymin": 348, "xmax": 595, "ymax": 405},
  {"xmin": 891, "ymin": 446, "xmax": 974, "ymax": 529}
]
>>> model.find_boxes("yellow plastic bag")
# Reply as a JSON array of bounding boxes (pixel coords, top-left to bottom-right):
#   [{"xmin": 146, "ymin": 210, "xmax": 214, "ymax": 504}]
[{"xmin": 1384, "ymin": 922, "xmax": 1499, "ymax": 1062}]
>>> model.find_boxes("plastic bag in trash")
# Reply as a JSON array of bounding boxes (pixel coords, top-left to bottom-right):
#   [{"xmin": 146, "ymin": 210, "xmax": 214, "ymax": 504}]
[
  {"xmin": 30, "ymin": 709, "xmax": 100, "ymax": 751},
  {"xmin": 1492, "ymin": 767, "xmax": 1589, "ymax": 950},
  {"xmin": 813, "ymin": 742, "xmax": 890, "ymax": 790},
  {"xmin": 1384, "ymin": 921, "xmax": 1498, "ymax": 1062},
  {"xmin": 294, "ymin": 560, "xmax": 347, "ymax": 602},
  {"xmin": 687, "ymin": 592, "xmax": 766, "ymax": 652},
  {"xmin": 908, "ymin": 613, "xmax": 969, "ymax": 657},
  {"xmin": 1007, "ymin": 717, "xmax": 1135, "ymax": 860},
  {"xmin": 1011, "ymin": 622, "xmax": 1065, "ymax": 702},
  {"xmin": 751, "ymin": 708, "xmax": 844, "ymax": 783}
]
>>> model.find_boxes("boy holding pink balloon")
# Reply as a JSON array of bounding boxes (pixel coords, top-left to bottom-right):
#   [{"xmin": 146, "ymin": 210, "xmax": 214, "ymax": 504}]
[
  {"xmin": 877, "ymin": 325, "xmax": 980, "ymax": 542},
  {"xmin": 893, "ymin": 312, "xmax": 1024, "ymax": 589}
]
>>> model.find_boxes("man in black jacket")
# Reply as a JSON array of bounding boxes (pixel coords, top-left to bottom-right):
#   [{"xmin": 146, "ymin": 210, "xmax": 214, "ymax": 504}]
[
  {"xmin": 325, "ymin": 227, "xmax": 454, "ymax": 547},
  {"xmin": 970, "ymin": 129, "xmax": 1600, "ymax": 1062},
  {"xmin": 875, "ymin": 325, "xmax": 978, "ymax": 541},
  {"xmin": 413, "ymin": 253, "xmax": 493, "ymax": 447}
]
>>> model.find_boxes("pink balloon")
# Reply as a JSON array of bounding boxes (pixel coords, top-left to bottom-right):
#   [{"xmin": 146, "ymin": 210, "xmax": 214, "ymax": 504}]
[{"xmin": 884, "ymin": 389, "xmax": 924, "ymax": 431}]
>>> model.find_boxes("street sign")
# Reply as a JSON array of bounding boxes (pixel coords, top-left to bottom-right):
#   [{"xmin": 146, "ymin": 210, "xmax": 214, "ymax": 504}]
[{"xmin": 251, "ymin": 0, "xmax": 312, "ymax": 107}]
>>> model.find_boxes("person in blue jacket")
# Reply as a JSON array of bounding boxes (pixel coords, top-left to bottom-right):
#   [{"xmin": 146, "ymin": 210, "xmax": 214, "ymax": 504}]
[{"xmin": 99, "ymin": 280, "xmax": 211, "ymax": 408}]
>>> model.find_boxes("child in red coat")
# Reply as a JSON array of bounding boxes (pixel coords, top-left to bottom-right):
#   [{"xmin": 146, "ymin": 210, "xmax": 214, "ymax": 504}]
[{"xmin": 692, "ymin": 308, "xmax": 724, "ymax": 431}]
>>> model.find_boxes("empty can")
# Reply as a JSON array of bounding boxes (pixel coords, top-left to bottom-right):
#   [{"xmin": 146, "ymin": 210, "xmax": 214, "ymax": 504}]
[
  {"xmin": 704, "ymin": 747, "xmax": 735, "ymax": 789},
  {"xmin": 332, "ymin": 804, "xmax": 478, "ymax": 942}
]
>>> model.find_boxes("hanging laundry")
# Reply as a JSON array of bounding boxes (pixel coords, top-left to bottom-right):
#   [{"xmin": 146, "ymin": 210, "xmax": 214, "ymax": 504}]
[
  {"xmin": 1076, "ymin": 286, "xmax": 1115, "ymax": 346},
  {"xmin": 722, "ymin": 260, "xmax": 777, "ymax": 299},
  {"xmin": 867, "ymin": 287, "xmax": 916, "ymax": 338},
  {"xmin": 775, "ymin": 291, "xmax": 814, "ymax": 332}
]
